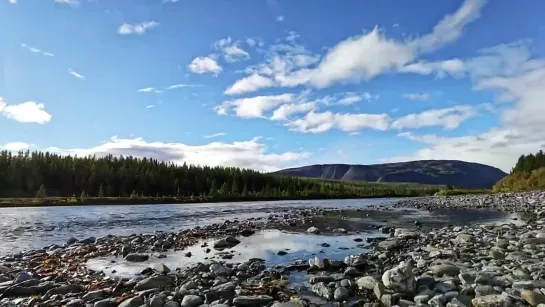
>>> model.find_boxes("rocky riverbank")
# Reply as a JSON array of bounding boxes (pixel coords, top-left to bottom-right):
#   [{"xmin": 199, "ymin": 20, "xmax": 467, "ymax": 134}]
[{"xmin": 1, "ymin": 192, "xmax": 544, "ymax": 306}]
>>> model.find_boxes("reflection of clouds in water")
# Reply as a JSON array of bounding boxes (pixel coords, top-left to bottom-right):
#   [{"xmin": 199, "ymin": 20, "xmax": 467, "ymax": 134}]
[{"xmin": 87, "ymin": 230, "xmax": 369, "ymax": 278}]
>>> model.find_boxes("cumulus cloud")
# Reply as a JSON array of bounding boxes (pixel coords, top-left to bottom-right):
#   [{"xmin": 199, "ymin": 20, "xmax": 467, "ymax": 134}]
[
  {"xmin": 215, "ymin": 94, "xmax": 294, "ymax": 118},
  {"xmin": 286, "ymin": 111, "xmax": 391, "ymax": 133},
  {"xmin": 188, "ymin": 56, "xmax": 222, "ymax": 75},
  {"xmin": 224, "ymin": 74, "xmax": 274, "ymax": 95},
  {"xmin": 45, "ymin": 137, "xmax": 310, "ymax": 172},
  {"xmin": 225, "ymin": 0, "xmax": 486, "ymax": 94},
  {"xmin": 391, "ymin": 105, "xmax": 478, "ymax": 130},
  {"xmin": 118, "ymin": 21, "xmax": 159, "ymax": 35},
  {"xmin": 214, "ymin": 37, "xmax": 251, "ymax": 63},
  {"xmin": 0, "ymin": 142, "xmax": 33, "ymax": 151},
  {"xmin": 270, "ymin": 102, "xmax": 316, "ymax": 121},
  {"xmin": 403, "ymin": 93, "xmax": 430, "ymax": 101},
  {"xmin": 21, "ymin": 43, "xmax": 54, "ymax": 57},
  {"xmin": 337, "ymin": 92, "xmax": 378, "ymax": 105},
  {"xmin": 0, "ymin": 98, "xmax": 52, "ymax": 124}
]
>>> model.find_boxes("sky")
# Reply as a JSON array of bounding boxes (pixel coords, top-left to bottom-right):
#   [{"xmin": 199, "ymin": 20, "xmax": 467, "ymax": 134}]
[{"xmin": 2, "ymin": 0, "xmax": 545, "ymax": 172}]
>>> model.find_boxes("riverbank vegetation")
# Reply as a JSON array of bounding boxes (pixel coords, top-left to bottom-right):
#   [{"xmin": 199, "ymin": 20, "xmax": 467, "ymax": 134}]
[
  {"xmin": 0, "ymin": 150, "xmax": 443, "ymax": 206},
  {"xmin": 493, "ymin": 150, "xmax": 545, "ymax": 192}
]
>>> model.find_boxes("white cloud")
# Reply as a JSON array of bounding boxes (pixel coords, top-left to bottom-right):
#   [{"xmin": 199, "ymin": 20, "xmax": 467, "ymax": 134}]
[
  {"xmin": 21, "ymin": 43, "xmax": 54, "ymax": 57},
  {"xmin": 270, "ymin": 102, "xmax": 316, "ymax": 121},
  {"xmin": 188, "ymin": 56, "xmax": 222, "ymax": 75},
  {"xmin": 337, "ymin": 92, "xmax": 378, "ymax": 105},
  {"xmin": 286, "ymin": 111, "xmax": 391, "ymax": 133},
  {"xmin": 276, "ymin": 15, "xmax": 285, "ymax": 22},
  {"xmin": 216, "ymin": 94, "xmax": 294, "ymax": 118},
  {"xmin": 69, "ymin": 69, "xmax": 85, "ymax": 79},
  {"xmin": 204, "ymin": 132, "xmax": 226, "ymax": 139},
  {"xmin": 8, "ymin": 0, "xmax": 17, "ymax": 4},
  {"xmin": 214, "ymin": 37, "xmax": 251, "ymax": 63},
  {"xmin": 0, "ymin": 98, "xmax": 52, "ymax": 124},
  {"xmin": 403, "ymin": 93, "xmax": 430, "ymax": 101},
  {"xmin": 226, "ymin": 0, "xmax": 486, "ymax": 94},
  {"xmin": 45, "ymin": 136, "xmax": 310, "ymax": 172},
  {"xmin": 1, "ymin": 142, "xmax": 31, "ymax": 151},
  {"xmin": 167, "ymin": 84, "xmax": 201, "ymax": 90},
  {"xmin": 391, "ymin": 105, "xmax": 477, "ymax": 130},
  {"xmin": 118, "ymin": 21, "xmax": 159, "ymax": 35},
  {"xmin": 224, "ymin": 74, "xmax": 274, "ymax": 95},
  {"xmin": 55, "ymin": 0, "xmax": 79, "ymax": 7},
  {"xmin": 137, "ymin": 87, "xmax": 162, "ymax": 94}
]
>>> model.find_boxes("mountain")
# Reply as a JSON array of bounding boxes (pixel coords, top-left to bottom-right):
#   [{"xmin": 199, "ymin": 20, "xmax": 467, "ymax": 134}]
[{"xmin": 272, "ymin": 160, "xmax": 507, "ymax": 189}]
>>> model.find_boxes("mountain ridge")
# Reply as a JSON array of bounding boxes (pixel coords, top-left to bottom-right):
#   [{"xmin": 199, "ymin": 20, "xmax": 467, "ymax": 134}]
[{"xmin": 272, "ymin": 160, "xmax": 507, "ymax": 188}]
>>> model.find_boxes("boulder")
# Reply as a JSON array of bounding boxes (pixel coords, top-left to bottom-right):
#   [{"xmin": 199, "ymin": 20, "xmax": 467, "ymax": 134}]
[
  {"xmin": 430, "ymin": 264, "xmax": 460, "ymax": 277},
  {"xmin": 471, "ymin": 294, "xmax": 511, "ymax": 307},
  {"xmin": 181, "ymin": 295, "xmax": 203, "ymax": 307},
  {"xmin": 134, "ymin": 275, "xmax": 172, "ymax": 291},
  {"xmin": 307, "ymin": 227, "xmax": 320, "ymax": 234},
  {"xmin": 213, "ymin": 236, "xmax": 241, "ymax": 249},
  {"xmin": 124, "ymin": 253, "xmax": 149, "ymax": 262},
  {"xmin": 382, "ymin": 261, "xmax": 415, "ymax": 293},
  {"xmin": 356, "ymin": 276, "xmax": 378, "ymax": 290}
]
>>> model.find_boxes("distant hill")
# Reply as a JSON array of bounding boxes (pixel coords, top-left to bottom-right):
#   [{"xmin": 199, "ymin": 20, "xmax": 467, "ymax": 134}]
[{"xmin": 273, "ymin": 160, "xmax": 507, "ymax": 189}]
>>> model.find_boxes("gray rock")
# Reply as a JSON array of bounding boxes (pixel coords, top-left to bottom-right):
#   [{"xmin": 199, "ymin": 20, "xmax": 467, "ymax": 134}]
[
  {"xmin": 118, "ymin": 296, "xmax": 144, "ymax": 307},
  {"xmin": 181, "ymin": 281, "xmax": 198, "ymax": 290},
  {"xmin": 381, "ymin": 294, "xmax": 393, "ymax": 307},
  {"xmin": 309, "ymin": 275, "xmax": 335, "ymax": 284},
  {"xmin": 334, "ymin": 287, "xmax": 350, "ymax": 301},
  {"xmin": 398, "ymin": 299, "xmax": 416, "ymax": 307},
  {"xmin": 521, "ymin": 290, "xmax": 545, "ymax": 306},
  {"xmin": 378, "ymin": 239, "xmax": 399, "ymax": 250},
  {"xmin": 80, "ymin": 236, "xmax": 96, "ymax": 244},
  {"xmin": 489, "ymin": 248, "xmax": 505, "ymax": 260},
  {"xmin": 124, "ymin": 253, "xmax": 149, "ymax": 262},
  {"xmin": 475, "ymin": 285, "xmax": 497, "ymax": 297},
  {"xmin": 443, "ymin": 291, "xmax": 459, "ymax": 302},
  {"xmin": 374, "ymin": 282, "xmax": 387, "ymax": 300},
  {"xmin": 213, "ymin": 236, "xmax": 241, "ymax": 249},
  {"xmin": 430, "ymin": 264, "xmax": 460, "ymax": 277},
  {"xmin": 344, "ymin": 267, "xmax": 363, "ymax": 277},
  {"xmin": 150, "ymin": 295, "xmax": 165, "ymax": 307},
  {"xmin": 153, "ymin": 263, "xmax": 171, "ymax": 274},
  {"xmin": 382, "ymin": 261, "xmax": 415, "ymax": 293},
  {"xmin": 447, "ymin": 298, "xmax": 468, "ymax": 307},
  {"xmin": 181, "ymin": 295, "xmax": 203, "ymax": 307},
  {"xmin": 458, "ymin": 272, "xmax": 476, "ymax": 285},
  {"xmin": 415, "ymin": 292, "xmax": 433, "ymax": 304},
  {"xmin": 134, "ymin": 275, "xmax": 172, "ymax": 291},
  {"xmin": 165, "ymin": 302, "xmax": 181, "ymax": 307},
  {"xmin": 83, "ymin": 289, "xmax": 105, "ymax": 301},
  {"xmin": 312, "ymin": 282, "xmax": 333, "ymax": 300},
  {"xmin": 471, "ymin": 294, "xmax": 511, "ymax": 307},
  {"xmin": 204, "ymin": 290, "xmax": 236, "ymax": 303},
  {"xmin": 307, "ymin": 227, "xmax": 320, "ymax": 234},
  {"xmin": 45, "ymin": 284, "xmax": 83, "ymax": 296},
  {"xmin": 209, "ymin": 263, "xmax": 232, "ymax": 277},
  {"xmin": 271, "ymin": 302, "xmax": 306, "ymax": 307},
  {"xmin": 93, "ymin": 298, "xmax": 116, "ymax": 307},
  {"xmin": 429, "ymin": 294, "xmax": 445, "ymax": 307},
  {"xmin": 233, "ymin": 295, "xmax": 273, "ymax": 306},
  {"xmin": 356, "ymin": 276, "xmax": 378, "ymax": 290},
  {"xmin": 66, "ymin": 299, "xmax": 85, "ymax": 307},
  {"xmin": 210, "ymin": 281, "xmax": 236, "ymax": 292},
  {"xmin": 14, "ymin": 272, "xmax": 32, "ymax": 283},
  {"xmin": 435, "ymin": 281, "xmax": 457, "ymax": 294}
]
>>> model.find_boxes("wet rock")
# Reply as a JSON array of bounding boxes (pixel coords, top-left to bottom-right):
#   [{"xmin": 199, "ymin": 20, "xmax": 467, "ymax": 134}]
[
  {"xmin": 134, "ymin": 275, "xmax": 172, "ymax": 290},
  {"xmin": 429, "ymin": 294, "xmax": 445, "ymax": 307},
  {"xmin": 213, "ymin": 236, "xmax": 240, "ymax": 249},
  {"xmin": 430, "ymin": 264, "xmax": 460, "ymax": 277},
  {"xmin": 344, "ymin": 267, "xmax": 363, "ymax": 277},
  {"xmin": 333, "ymin": 228, "xmax": 347, "ymax": 234},
  {"xmin": 447, "ymin": 298, "xmax": 469, "ymax": 307},
  {"xmin": 312, "ymin": 282, "xmax": 333, "ymax": 300},
  {"xmin": 307, "ymin": 226, "xmax": 320, "ymax": 234},
  {"xmin": 475, "ymin": 285, "xmax": 497, "ymax": 297},
  {"xmin": 334, "ymin": 287, "xmax": 350, "ymax": 301},
  {"xmin": 14, "ymin": 272, "xmax": 32, "ymax": 283},
  {"xmin": 181, "ymin": 295, "xmax": 203, "ymax": 307},
  {"xmin": 489, "ymin": 248, "xmax": 505, "ymax": 260},
  {"xmin": 471, "ymin": 293, "xmax": 511, "ymax": 307},
  {"xmin": 153, "ymin": 263, "xmax": 171, "ymax": 274},
  {"xmin": 10, "ymin": 281, "xmax": 56, "ymax": 296},
  {"xmin": 378, "ymin": 239, "xmax": 398, "ymax": 250},
  {"xmin": 45, "ymin": 284, "xmax": 83, "ymax": 296},
  {"xmin": 80, "ymin": 236, "xmax": 96, "ymax": 244},
  {"xmin": 150, "ymin": 295, "xmax": 165, "ymax": 307},
  {"xmin": 164, "ymin": 302, "xmax": 181, "ymax": 307},
  {"xmin": 521, "ymin": 290, "xmax": 545, "ymax": 306},
  {"xmin": 382, "ymin": 261, "xmax": 415, "ymax": 293},
  {"xmin": 356, "ymin": 276, "xmax": 378, "ymax": 290},
  {"xmin": 124, "ymin": 253, "xmax": 149, "ymax": 262},
  {"xmin": 277, "ymin": 250, "xmax": 288, "ymax": 256},
  {"xmin": 66, "ymin": 237, "xmax": 78, "ymax": 245},
  {"xmin": 233, "ymin": 295, "xmax": 274, "ymax": 306},
  {"xmin": 309, "ymin": 275, "xmax": 335, "ymax": 284},
  {"xmin": 205, "ymin": 289, "xmax": 236, "ymax": 303},
  {"xmin": 118, "ymin": 296, "xmax": 144, "ymax": 307},
  {"xmin": 209, "ymin": 263, "xmax": 232, "ymax": 276}
]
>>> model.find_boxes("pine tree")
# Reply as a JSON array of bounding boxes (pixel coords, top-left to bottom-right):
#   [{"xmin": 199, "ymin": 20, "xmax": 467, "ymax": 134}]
[
  {"xmin": 231, "ymin": 180, "xmax": 240, "ymax": 195},
  {"xmin": 209, "ymin": 179, "xmax": 218, "ymax": 197},
  {"xmin": 220, "ymin": 182, "xmax": 229, "ymax": 195},
  {"xmin": 80, "ymin": 190, "xmax": 87, "ymax": 201},
  {"xmin": 36, "ymin": 184, "xmax": 47, "ymax": 200},
  {"xmin": 242, "ymin": 184, "xmax": 249, "ymax": 197},
  {"xmin": 98, "ymin": 183, "xmax": 104, "ymax": 198}
]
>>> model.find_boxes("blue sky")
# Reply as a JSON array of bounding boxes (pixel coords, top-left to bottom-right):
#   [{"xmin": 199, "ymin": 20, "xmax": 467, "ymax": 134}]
[{"xmin": 2, "ymin": 0, "xmax": 545, "ymax": 172}]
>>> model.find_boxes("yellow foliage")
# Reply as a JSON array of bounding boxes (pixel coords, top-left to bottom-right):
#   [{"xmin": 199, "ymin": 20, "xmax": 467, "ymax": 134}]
[{"xmin": 493, "ymin": 167, "xmax": 545, "ymax": 192}]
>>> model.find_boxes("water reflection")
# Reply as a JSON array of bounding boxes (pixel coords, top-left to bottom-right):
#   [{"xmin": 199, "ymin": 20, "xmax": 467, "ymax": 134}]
[{"xmin": 86, "ymin": 229, "xmax": 372, "ymax": 278}]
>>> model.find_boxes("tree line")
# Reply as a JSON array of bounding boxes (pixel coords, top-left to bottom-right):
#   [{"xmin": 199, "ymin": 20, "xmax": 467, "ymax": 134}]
[
  {"xmin": 0, "ymin": 150, "xmax": 441, "ymax": 200},
  {"xmin": 511, "ymin": 150, "xmax": 545, "ymax": 173}
]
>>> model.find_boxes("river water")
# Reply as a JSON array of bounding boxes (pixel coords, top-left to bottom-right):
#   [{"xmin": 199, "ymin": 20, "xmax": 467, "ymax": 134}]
[{"xmin": 0, "ymin": 198, "xmax": 399, "ymax": 254}]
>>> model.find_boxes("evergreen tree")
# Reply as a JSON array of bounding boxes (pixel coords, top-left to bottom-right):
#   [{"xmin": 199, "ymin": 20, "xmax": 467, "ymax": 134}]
[
  {"xmin": 209, "ymin": 179, "xmax": 218, "ymax": 197},
  {"xmin": 220, "ymin": 182, "xmax": 229, "ymax": 195},
  {"xmin": 231, "ymin": 180, "xmax": 240, "ymax": 195},
  {"xmin": 80, "ymin": 190, "xmax": 87, "ymax": 201},
  {"xmin": 242, "ymin": 184, "xmax": 249, "ymax": 197}
]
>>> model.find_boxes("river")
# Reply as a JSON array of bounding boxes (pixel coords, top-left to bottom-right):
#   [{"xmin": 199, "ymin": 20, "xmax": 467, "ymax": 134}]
[{"xmin": 0, "ymin": 198, "xmax": 399, "ymax": 254}]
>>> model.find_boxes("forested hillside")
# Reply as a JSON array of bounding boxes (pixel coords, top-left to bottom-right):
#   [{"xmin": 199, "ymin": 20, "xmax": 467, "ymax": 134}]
[
  {"xmin": 493, "ymin": 150, "xmax": 545, "ymax": 192},
  {"xmin": 0, "ymin": 150, "xmax": 441, "ymax": 200}
]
